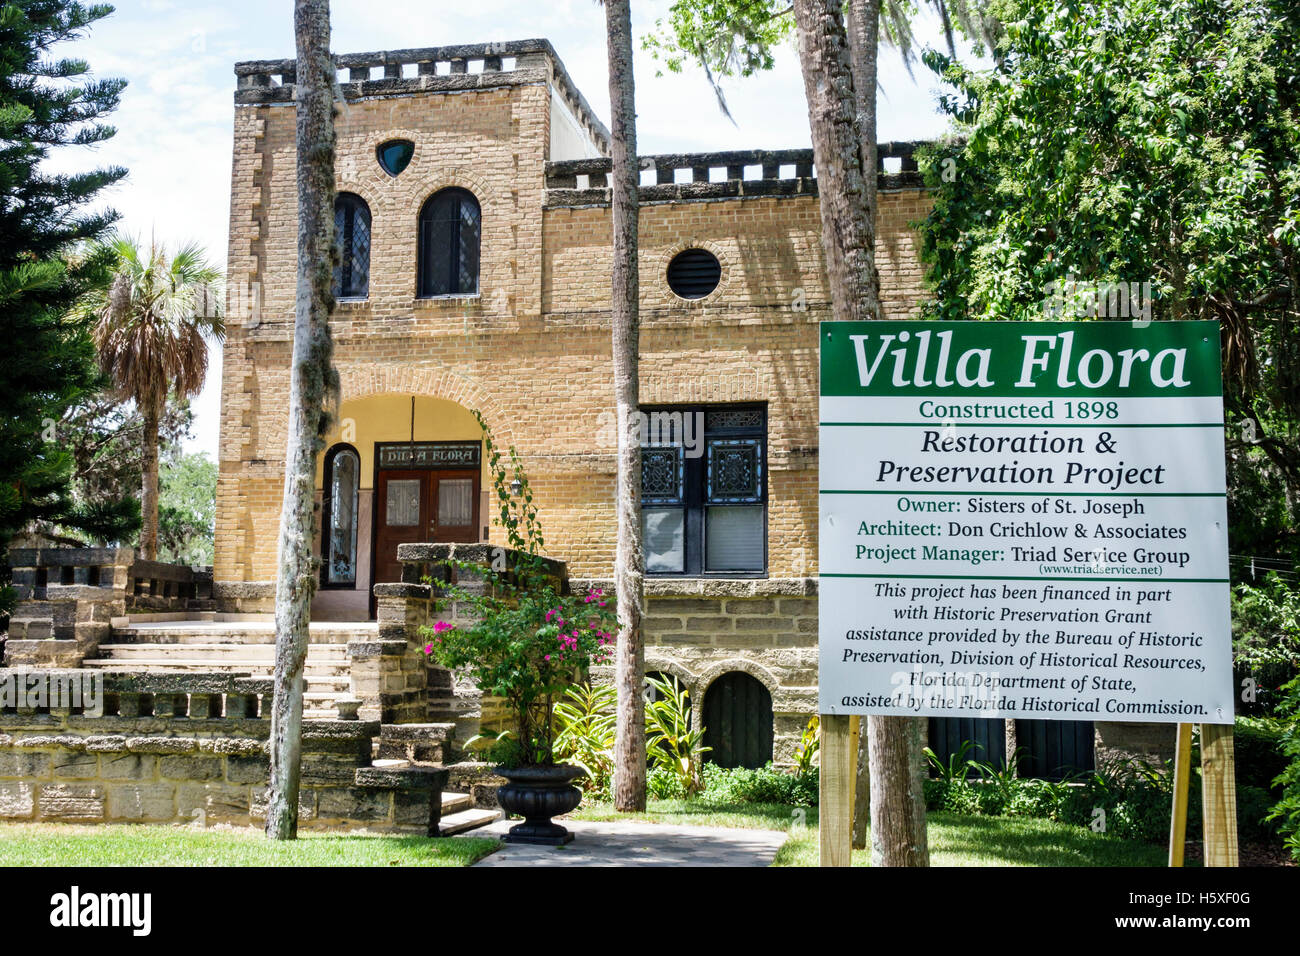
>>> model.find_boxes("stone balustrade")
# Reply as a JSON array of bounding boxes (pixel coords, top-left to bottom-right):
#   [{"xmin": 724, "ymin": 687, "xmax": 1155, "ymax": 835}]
[
  {"xmin": 544, "ymin": 142, "xmax": 926, "ymax": 207},
  {"xmin": 0, "ymin": 669, "xmax": 448, "ymax": 833},
  {"xmin": 4, "ymin": 548, "xmax": 212, "ymax": 667}
]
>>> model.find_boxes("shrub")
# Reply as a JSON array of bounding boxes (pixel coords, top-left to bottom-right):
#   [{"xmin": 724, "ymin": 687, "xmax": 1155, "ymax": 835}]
[
  {"xmin": 1234, "ymin": 716, "xmax": 1289, "ymax": 793},
  {"xmin": 646, "ymin": 765, "xmax": 687, "ymax": 800},
  {"xmin": 645, "ymin": 674, "xmax": 710, "ymax": 796},
  {"xmin": 700, "ymin": 763, "xmax": 818, "ymax": 807},
  {"xmin": 552, "ymin": 683, "xmax": 616, "ymax": 795},
  {"xmin": 1266, "ymin": 675, "xmax": 1300, "ymax": 861}
]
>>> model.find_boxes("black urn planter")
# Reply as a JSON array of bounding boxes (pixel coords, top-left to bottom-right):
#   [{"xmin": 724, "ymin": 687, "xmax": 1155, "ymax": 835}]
[{"xmin": 494, "ymin": 764, "xmax": 586, "ymax": 846}]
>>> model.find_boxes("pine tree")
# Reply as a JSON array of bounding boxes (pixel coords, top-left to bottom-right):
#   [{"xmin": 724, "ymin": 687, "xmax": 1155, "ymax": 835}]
[{"xmin": 0, "ymin": 1, "xmax": 134, "ymax": 615}]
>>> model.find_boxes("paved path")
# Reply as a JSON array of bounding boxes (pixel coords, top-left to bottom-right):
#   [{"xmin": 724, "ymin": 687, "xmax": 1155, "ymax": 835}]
[{"xmin": 473, "ymin": 818, "xmax": 787, "ymax": 867}]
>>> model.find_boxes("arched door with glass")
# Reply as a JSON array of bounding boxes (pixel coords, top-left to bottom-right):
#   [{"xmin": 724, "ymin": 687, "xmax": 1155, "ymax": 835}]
[{"xmin": 322, "ymin": 445, "xmax": 360, "ymax": 587}]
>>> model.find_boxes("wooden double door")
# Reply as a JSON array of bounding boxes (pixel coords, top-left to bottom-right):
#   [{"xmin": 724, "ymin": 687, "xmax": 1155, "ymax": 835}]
[{"xmin": 373, "ymin": 468, "xmax": 480, "ymax": 592}]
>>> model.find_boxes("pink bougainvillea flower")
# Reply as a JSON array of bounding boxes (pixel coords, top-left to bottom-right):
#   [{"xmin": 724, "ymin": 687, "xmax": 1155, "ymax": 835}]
[
  {"xmin": 433, "ymin": 620, "xmax": 454, "ymax": 633},
  {"xmin": 423, "ymin": 643, "xmax": 433, "ymax": 654}
]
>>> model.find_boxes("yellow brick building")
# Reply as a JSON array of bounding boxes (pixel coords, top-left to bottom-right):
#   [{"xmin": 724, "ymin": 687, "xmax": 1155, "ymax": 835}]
[{"xmin": 216, "ymin": 40, "xmax": 936, "ymax": 764}]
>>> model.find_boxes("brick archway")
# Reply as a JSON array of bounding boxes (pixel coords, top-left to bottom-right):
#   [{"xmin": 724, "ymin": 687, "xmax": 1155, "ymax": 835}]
[{"xmin": 334, "ymin": 362, "xmax": 515, "ymax": 448}]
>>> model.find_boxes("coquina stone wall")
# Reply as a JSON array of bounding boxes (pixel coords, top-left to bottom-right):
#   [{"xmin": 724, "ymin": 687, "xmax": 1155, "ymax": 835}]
[{"xmin": 0, "ymin": 671, "xmax": 447, "ymax": 833}]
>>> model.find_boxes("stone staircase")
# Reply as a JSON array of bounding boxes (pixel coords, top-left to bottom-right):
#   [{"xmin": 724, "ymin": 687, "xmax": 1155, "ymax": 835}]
[
  {"xmin": 79, "ymin": 615, "xmax": 502, "ymax": 836},
  {"xmin": 85, "ymin": 618, "xmax": 365, "ymax": 719}
]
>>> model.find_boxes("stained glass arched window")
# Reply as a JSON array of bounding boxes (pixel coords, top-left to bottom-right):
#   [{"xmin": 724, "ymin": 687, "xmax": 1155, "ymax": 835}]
[
  {"xmin": 333, "ymin": 193, "xmax": 371, "ymax": 300},
  {"xmin": 418, "ymin": 187, "xmax": 481, "ymax": 297},
  {"xmin": 323, "ymin": 445, "xmax": 360, "ymax": 587}
]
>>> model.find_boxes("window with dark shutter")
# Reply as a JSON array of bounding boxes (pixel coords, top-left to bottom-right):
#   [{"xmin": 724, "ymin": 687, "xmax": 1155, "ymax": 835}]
[
  {"xmin": 666, "ymin": 248, "xmax": 721, "ymax": 299},
  {"xmin": 640, "ymin": 403, "xmax": 766, "ymax": 576},
  {"xmin": 418, "ymin": 188, "xmax": 481, "ymax": 297},
  {"xmin": 332, "ymin": 193, "xmax": 371, "ymax": 300}
]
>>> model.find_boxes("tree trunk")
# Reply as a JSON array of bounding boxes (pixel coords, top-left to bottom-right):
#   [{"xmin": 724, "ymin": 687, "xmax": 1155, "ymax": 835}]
[
  {"xmin": 868, "ymin": 714, "xmax": 929, "ymax": 866},
  {"xmin": 845, "ymin": 0, "xmax": 879, "ymax": 218},
  {"xmin": 139, "ymin": 401, "xmax": 160, "ymax": 561},
  {"xmin": 851, "ymin": 719, "xmax": 870, "ymax": 848},
  {"xmin": 605, "ymin": 0, "xmax": 646, "ymax": 813},
  {"xmin": 791, "ymin": 0, "xmax": 881, "ymax": 324},
  {"xmin": 1004, "ymin": 718, "xmax": 1018, "ymax": 774},
  {"xmin": 792, "ymin": 0, "xmax": 928, "ymax": 865},
  {"xmin": 845, "ymin": 0, "xmax": 880, "ymax": 849},
  {"xmin": 266, "ymin": 0, "xmax": 337, "ymax": 841}
]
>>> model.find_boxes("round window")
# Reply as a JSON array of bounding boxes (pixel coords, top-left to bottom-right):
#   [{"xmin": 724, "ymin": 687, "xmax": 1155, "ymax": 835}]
[
  {"xmin": 666, "ymin": 248, "xmax": 721, "ymax": 299},
  {"xmin": 376, "ymin": 139, "xmax": 415, "ymax": 176}
]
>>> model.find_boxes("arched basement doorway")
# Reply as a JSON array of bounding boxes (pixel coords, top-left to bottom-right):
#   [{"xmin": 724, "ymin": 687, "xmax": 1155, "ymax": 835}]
[{"xmin": 702, "ymin": 672, "xmax": 773, "ymax": 768}]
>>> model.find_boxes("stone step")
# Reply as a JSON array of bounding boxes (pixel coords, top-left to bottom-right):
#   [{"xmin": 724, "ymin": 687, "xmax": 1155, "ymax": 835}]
[
  {"xmin": 82, "ymin": 659, "xmax": 351, "ymax": 682},
  {"xmin": 94, "ymin": 642, "xmax": 349, "ymax": 660},
  {"xmin": 441, "ymin": 791, "xmax": 473, "ymax": 815},
  {"xmin": 109, "ymin": 622, "xmax": 377, "ymax": 645},
  {"xmin": 438, "ymin": 806, "xmax": 501, "ymax": 836}
]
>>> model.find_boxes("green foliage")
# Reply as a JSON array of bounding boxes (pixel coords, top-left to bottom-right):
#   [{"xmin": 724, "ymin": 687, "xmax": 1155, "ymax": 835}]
[
  {"xmin": 1232, "ymin": 574, "xmax": 1300, "ymax": 711},
  {"xmin": 157, "ymin": 449, "xmax": 216, "ymax": 565},
  {"xmin": 88, "ymin": 234, "xmax": 225, "ymax": 414},
  {"xmin": 1267, "ymin": 676, "xmax": 1300, "ymax": 860},
  {"xmin": 700, "ymin": 762, "xmax": 819, "ymax": 807},
  {"xmin": 923, "ymin": 739, "xmax": 981, "ymax": 784},
  {"xmin": 642, "ymin": 0, "xmax": 999, "ymax": 120},
  {"xmin": 646, "ymin": 764, "xmax": 689, "ymax": 800},
  {"xmin": 1233, "ymin": 716, "xmax": 1289, "ymax": 792},
  {"xmin": 926, "ymin": 731, "xmax": 1289, "ymax": 846},
  {"xmin": 57, "ymin": 394, "xmax": 190, "ymax": 542},
  {"xmin": 645, "ymin": 673, "xmax": 711, "ymax": 797},
  {"xmin": 552, "ymin": 677, "xmax": 710, "ymax": 798},
  {"xmin": 919, "ymin": 0, "xmax": 1300, "ymax": 572},
  {"xmin": 0, "ymin": 0, "xmax": 131, "ymax": 596},
  {"xmin": 553, "ymin": 683, "xmax": 617, "ymax": 796},
  {"xmin": 792, "ymin": 715, "xmax": 820, "ymax": 776},
  {"xmin": 422, "ymin": 413, "xmax": 617, "ymax": 767}
]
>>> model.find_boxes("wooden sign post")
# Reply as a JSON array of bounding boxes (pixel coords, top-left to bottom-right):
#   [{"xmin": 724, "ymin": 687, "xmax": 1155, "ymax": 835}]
[
  {"xmin": 1168, "ymin": 722, "xmax": 1193, "ymax": 866},
  {"xmin": 819, "ymin": 713, "xmax": 853, "ymax": 866},
  {"xmin": 1200, "ymin": 723, "xmax": 1239, "ymax": 866}
]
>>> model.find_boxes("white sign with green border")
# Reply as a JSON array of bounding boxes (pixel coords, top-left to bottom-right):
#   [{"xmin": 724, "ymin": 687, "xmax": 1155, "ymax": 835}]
[{"xmin": 818, "ymin": 320, "xmax": 1234, "ymax": 724}]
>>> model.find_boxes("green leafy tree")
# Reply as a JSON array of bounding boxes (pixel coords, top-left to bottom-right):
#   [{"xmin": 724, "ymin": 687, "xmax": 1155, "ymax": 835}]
[
  {"xmin": 918, "ymin": 0, "xmax": 1300, "ymax": 551},
  {"xmin": 157, "ymin": 449, "xmax": 216, "ymax": 566},
  {"xmin": 59, "ymin": 394, "xmax": 191, "ymax": 535},
  {"xmin": 89, "ymin": 235, "xmax": 224, "ymax": 561},
  {"xmin": 0, "ymin": 0, "xmax": 133, "ymax": 616},
  {"xmin": 644, "ymin": 0, "xmax": 999, "ymax": 121}
]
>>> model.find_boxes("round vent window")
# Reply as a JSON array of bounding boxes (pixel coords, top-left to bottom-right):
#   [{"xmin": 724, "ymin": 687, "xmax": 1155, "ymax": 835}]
[
  {"xmin": 376, "ymin": 139, "xmax": 415, "ymax": 176},
  {"xmin": 666, "ymin": 248, "xmax": 721, "ymax": 299}
]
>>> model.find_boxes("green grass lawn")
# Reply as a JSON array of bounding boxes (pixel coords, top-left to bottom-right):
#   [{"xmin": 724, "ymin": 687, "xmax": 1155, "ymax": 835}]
[
  {"xmin": 0, "ymin": 822, "xmax": 499, "ymax": 867},
  {"xmin": 572, "ymin": 800, "xmax": 1167, "ymax": 867}
]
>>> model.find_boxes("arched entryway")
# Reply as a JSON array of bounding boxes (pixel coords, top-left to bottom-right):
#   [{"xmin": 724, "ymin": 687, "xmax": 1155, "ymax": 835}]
[
  {"xmin": 313, "ymin": 393, "xmax": 487, "ymax": 621},
  {"xmin": 702, "ymin": 671, "xmax": 773, "ymax": 768}
]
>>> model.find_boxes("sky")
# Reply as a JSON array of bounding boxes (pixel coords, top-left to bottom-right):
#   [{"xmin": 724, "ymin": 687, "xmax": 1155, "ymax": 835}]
[{"xmin": 55, "ymin": 0, "xmax": 977, "ymax": 458}]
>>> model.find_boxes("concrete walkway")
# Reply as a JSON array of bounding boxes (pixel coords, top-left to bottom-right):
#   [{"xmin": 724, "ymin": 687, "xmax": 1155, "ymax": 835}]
[{"xmin": 473, "ymin": 818, "xmax": 787, "ymax": 867}]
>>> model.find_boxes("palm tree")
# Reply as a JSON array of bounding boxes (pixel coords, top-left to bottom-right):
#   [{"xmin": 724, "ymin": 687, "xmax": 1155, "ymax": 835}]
[{"xmin": 93, "ymin": 235, "xmax": 224, "ymax": 561}]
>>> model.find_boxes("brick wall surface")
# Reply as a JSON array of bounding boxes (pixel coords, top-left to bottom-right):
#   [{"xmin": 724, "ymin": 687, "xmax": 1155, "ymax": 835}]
[{"xmin": 214, "ymin": 72, "xmax": 934, "ymax": 585}]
